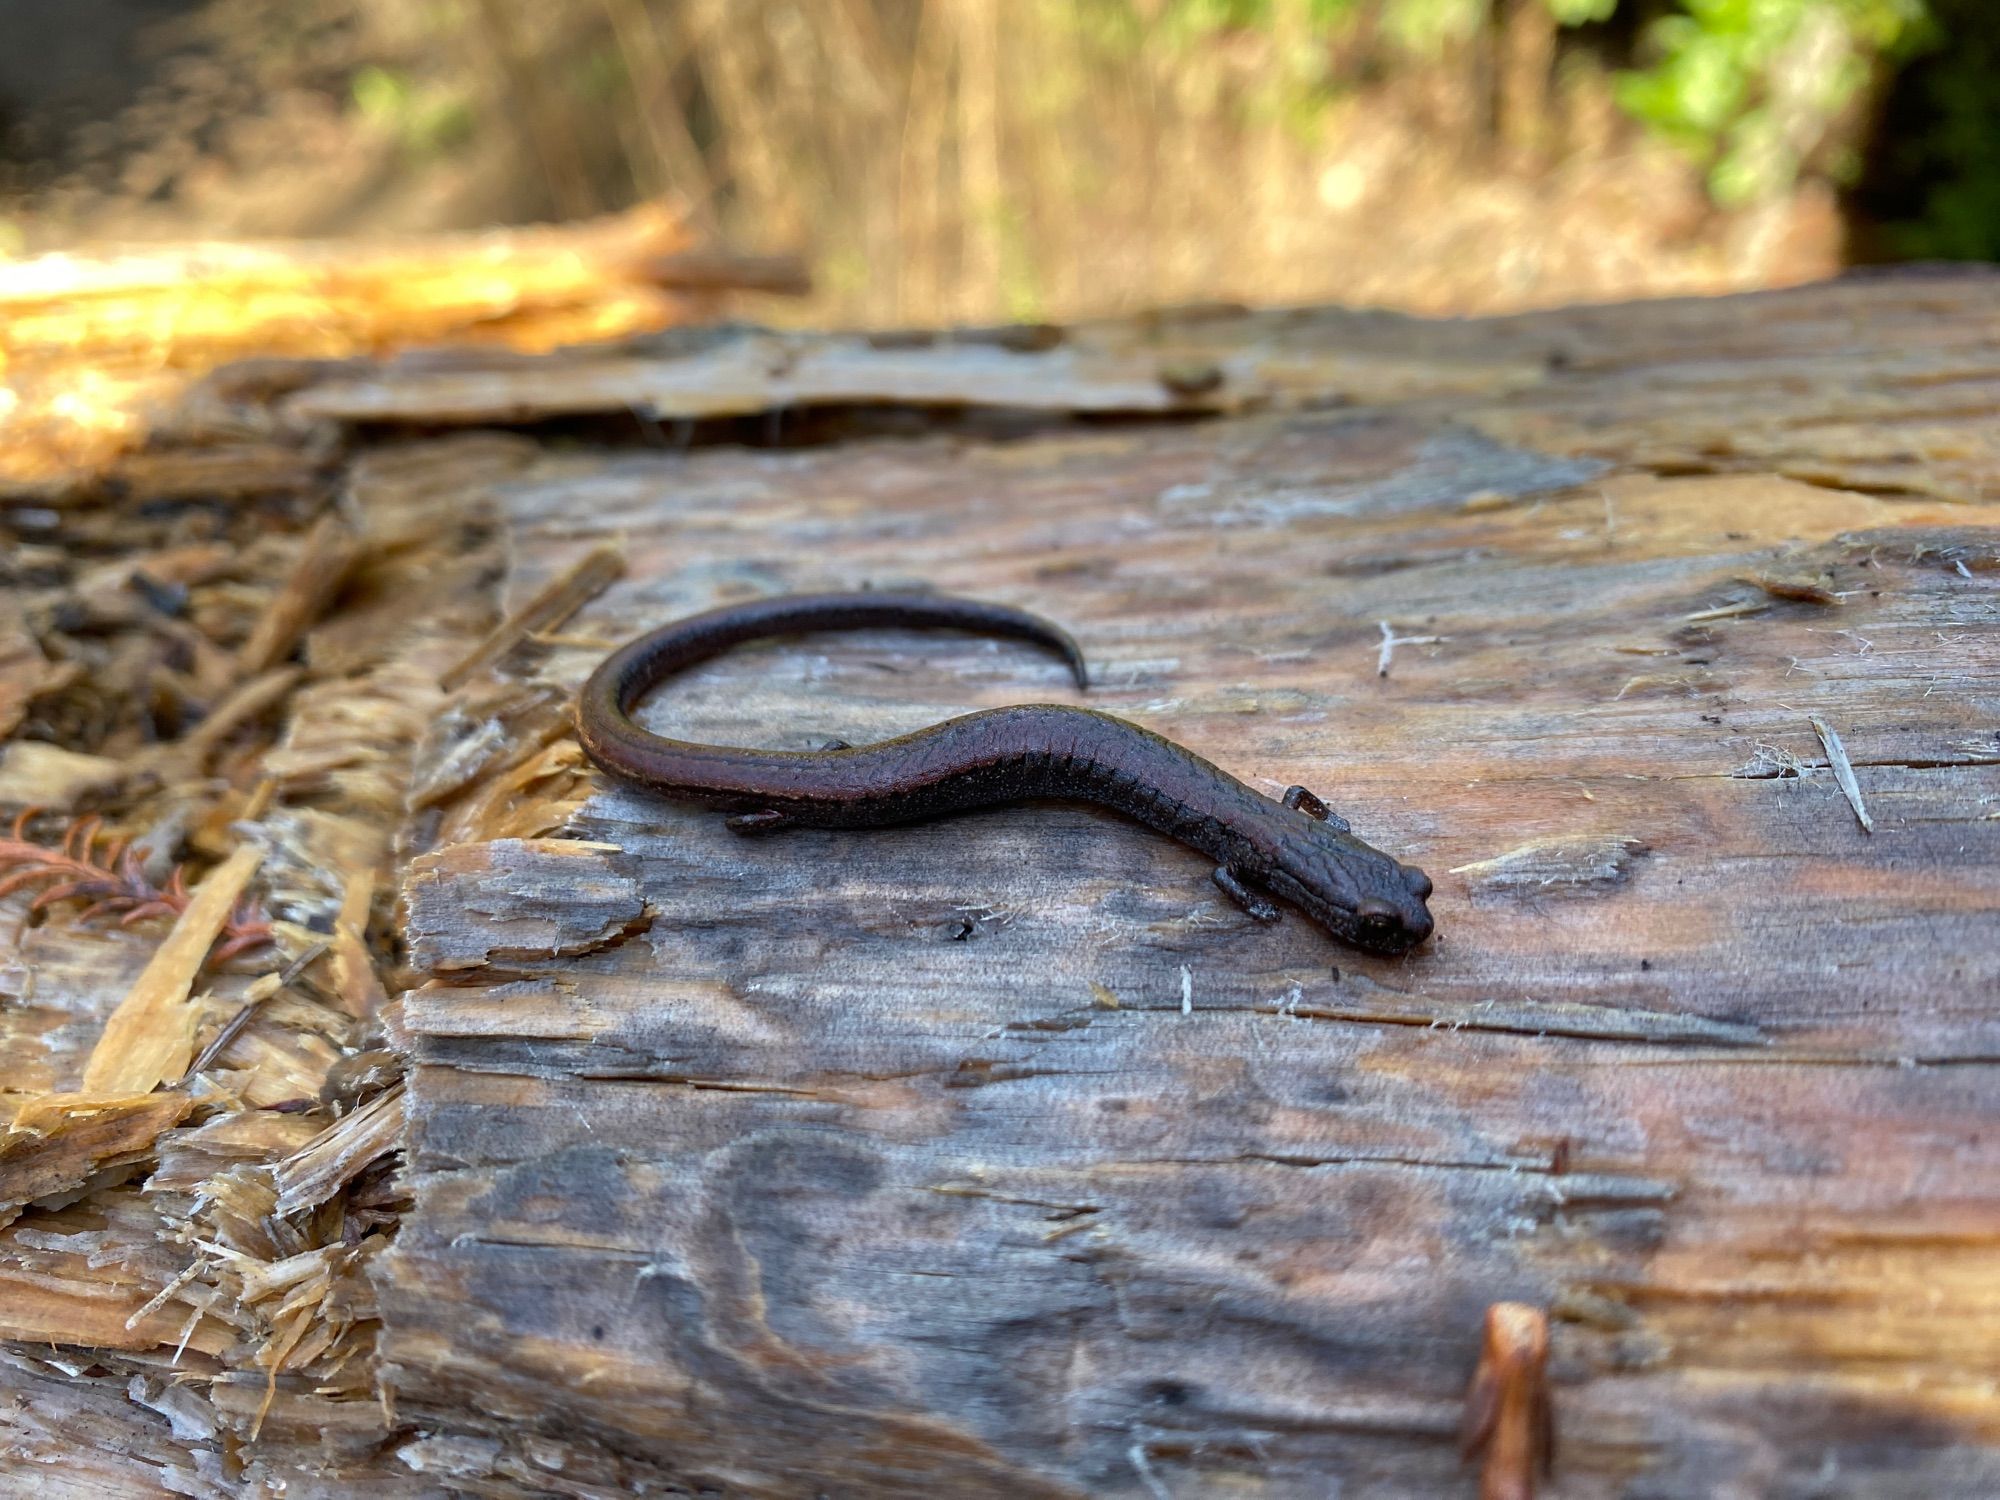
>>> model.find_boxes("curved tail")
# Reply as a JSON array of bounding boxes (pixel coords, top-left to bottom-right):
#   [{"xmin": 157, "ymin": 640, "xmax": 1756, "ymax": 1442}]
[{"xmin": 582, "ymin": 589, "xmax": 1088, "ymax": 739}]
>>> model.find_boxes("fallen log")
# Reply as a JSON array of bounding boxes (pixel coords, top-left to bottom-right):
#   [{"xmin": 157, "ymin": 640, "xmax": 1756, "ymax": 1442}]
[{"xmin": 1, "ymin": 269, "xmax": 1996, "ymax": 1498}]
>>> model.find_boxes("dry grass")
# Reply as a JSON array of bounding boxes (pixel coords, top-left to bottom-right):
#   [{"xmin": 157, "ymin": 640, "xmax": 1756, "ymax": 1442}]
[
  {"xmin": 1, "ymin": 1, "xmax": 1845, "ymax": 327},
  {"xmin": 597, "ymin": 0, "xmax": 1839, "ymax": 324}
]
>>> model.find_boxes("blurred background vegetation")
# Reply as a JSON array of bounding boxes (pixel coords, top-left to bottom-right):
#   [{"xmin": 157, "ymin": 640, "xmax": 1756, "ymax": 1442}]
[{"xmin": 0, "ymin": 0, "xmax": 1990, "ymax": 324}]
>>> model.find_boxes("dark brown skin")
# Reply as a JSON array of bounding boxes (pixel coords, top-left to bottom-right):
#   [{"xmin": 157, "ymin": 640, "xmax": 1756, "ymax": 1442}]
[{"xmin": 575, "ymin": 592, "xmax": 1434, "ymax": 955}]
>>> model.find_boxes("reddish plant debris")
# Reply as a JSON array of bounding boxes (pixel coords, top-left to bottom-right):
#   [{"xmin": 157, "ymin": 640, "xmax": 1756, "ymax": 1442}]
[{"xmin": 0, "ymin": 808, "xmax": 271, "ymax": 962}]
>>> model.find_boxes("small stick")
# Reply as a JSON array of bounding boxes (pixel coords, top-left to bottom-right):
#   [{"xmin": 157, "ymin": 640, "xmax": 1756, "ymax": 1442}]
[
  {"xmin": 1810, "ymin": 715, "xmax": 1874, "ymax": 833},
  {"xmin": 123, "ymin": 1255, "xmax": 209, "ymax": 1331},
  {"xmin": 329, "ymin": 871, "xmax": 387, "ymax": 1019},
  {"xmin": 239, "ymin": 775, "xmax": 278, "ymax": 823},
  {"xmin": 168, "ymin": 667, "xmax": 304, "ymax": 768},
  {"xmin": 1462, "ymin": 1302, "xmax": 1553, "ymax": 1500},
  {"xmin": 1126, "ymin": 1444, "xmax": 1173, "ymax": 1500},
  {"xmin": 184, "ymin": 942, "xmax": 329, "ymax": 1079},
  {"xmin": 1683, "ymin": 599, "xmax": 1768, "ymax": 622},
  {"xmin": 1377, "ymin": 621, "xmax": 1446, "ymax": 679}
]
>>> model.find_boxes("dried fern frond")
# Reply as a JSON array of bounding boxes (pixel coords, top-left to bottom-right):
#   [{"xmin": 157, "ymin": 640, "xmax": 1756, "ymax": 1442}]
[{"xmin": 0, "ymin": 808, "xmax": 272, "ymax": 961}]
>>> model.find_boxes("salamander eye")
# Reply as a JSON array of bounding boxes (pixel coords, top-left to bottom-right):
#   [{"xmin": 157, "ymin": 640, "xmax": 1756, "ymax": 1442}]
[{"xmin": 1355, "ymin": 900, "xmax": 1402, "ymax": 940}]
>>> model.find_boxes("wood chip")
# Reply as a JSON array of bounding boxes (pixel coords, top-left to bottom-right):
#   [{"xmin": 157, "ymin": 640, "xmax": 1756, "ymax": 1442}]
[
  {"xmin": 1810, "ymin": 714, "xmax": 1875, "ymax": 833},
  {"xmin": 236, "ymin": 515, "xmax": 366, "ymax": 675},
  {"xmin": 439, "ymin": 543, "xmax": 625, "ymax": 691},
  {"xmin": 0, "ymin": 742, "xmax": 125, "ymax": 810},
  {"xmin": 81, "ymin": 843, "xmax": 264, "ymax": 1095},
  {"xmin": 0, "ymin": 604, "xmax": 75, "ymax": 740},
  {"xmin": 1449, "ymin": 836, "xmax": 1650, "ymax": 893},
  {"xmin": 330, "ymin": 870, "xmax": 388, "ymax": 1019},
  {"xmin": 0, "ymin": 1093, "xmax": 194, "ymax": 1219},
  {"xmin": 1743, "ymin": 574, "xmax": 1839, "ymax": 605}
]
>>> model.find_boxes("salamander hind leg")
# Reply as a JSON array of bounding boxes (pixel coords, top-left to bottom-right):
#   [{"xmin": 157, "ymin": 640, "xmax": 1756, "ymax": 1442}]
[
  {"xmin": 726, "ymin": 809, "xmax": 793, "ymax": 834},
  {"xmin": 1282, "ymin": 784, "xmax": 1349, "ymax": 831},
  {"xmin": 1214, "ymin": 865, "xmax": 1280, "ymax": 923},
  {"xmin": 1282, "ymin": 784, "xmax": 1327, "ymax": 818}
]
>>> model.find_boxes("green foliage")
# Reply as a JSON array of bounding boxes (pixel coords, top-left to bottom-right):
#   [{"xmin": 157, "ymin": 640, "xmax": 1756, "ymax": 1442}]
[
  {"xmin": 350, "ymin": 64, "xmax": 474, "ymax": 158},
  {"xmin": 1128, "ymin": 0, "xmax": 1936, "ymax": 214},
  {"xmin": 1093, "ymin": 0, "xmax": 1936, "ymax": 210},
  {"xmin": 1381, "ymin": 0, "xmax": 1487, "ymax": 53},
  {"xmin": 349, "ymin": 65, "xmax": 409, "ymax": 124},
  {"xmin": 1862, "ymin": 0, "xmax": 2000, "ymax": 259},
  {"xmin": 1615, "ymin": 0, "xmax": 1929, "ymax": 204},
  {"xmin": 1544, "ymin": 0, "xmax": 1618, "ymax": 22}
]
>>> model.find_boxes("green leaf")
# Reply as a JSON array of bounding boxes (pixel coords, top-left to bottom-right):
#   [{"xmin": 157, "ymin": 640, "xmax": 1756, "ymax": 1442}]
[
  {"xmin": 351, "ymin": 66, "xmax": 412, "ymax": 125},
  {"xmin": 1544, "ymin": 0, "xmax": 1618, "ymax": 23}
]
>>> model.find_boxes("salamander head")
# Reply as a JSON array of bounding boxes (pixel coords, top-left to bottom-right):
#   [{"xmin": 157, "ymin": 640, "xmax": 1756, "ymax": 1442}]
[{"xmin": 1260, "ymin": 814, "xmax": 1434, "ymax": 955}]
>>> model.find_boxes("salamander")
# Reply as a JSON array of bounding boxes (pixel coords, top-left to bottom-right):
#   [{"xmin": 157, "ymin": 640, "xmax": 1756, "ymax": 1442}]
[{"xmin": 575, "ymin": 591, "xmax": 1434, "ymax": 955}]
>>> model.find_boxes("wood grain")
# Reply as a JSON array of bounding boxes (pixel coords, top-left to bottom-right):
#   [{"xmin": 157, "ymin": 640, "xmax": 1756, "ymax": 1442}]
[{"xmin": 381, "ymin": 301, "xmax": 2000, "ymax": 1495}]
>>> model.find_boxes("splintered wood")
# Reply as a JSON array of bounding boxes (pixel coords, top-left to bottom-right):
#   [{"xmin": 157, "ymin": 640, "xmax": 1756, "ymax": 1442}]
[
  {"xmin": 3, "ymin": 270, "xmax": 1999, "ymax": 1497},
  {"xmin": 1, "ymin": 428, "xmax": 505, "ymax": 1485},
  {"xmin": 0, "ymin": 204, "xmax": 706, "ymax": 497}
]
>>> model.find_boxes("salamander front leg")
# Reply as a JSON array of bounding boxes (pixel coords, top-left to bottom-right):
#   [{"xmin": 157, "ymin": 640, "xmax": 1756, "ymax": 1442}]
[
  {"xmin": 1214, "ymin": 865, "xmax": 1280, "ymax": 923},
  {"xmin": 1282, "ymin": 784, "xmax": 1350, "ymax": 832},
  {"xmin": 726, "ymin": 809, "xmax": 792, "ymax": 834}
]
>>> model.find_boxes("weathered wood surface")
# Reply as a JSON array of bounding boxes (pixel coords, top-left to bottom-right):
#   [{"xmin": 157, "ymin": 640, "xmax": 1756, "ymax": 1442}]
[
  {"xmin": 0, "ymin": 270, "xmax": 1996, "ymax": 1498},
  {"xmin": 272, "ymin": 269, "xmax": 2000, "ymax": 504},
  {"xmin": 382, "ymin": 281, "xmax": 1999, "ymax": 1496}
]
